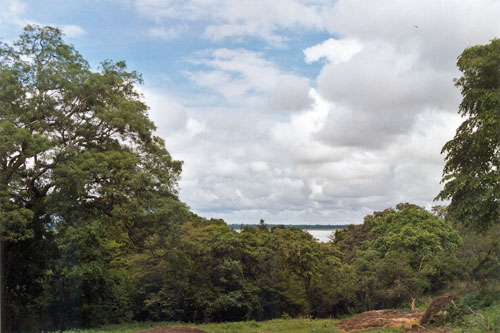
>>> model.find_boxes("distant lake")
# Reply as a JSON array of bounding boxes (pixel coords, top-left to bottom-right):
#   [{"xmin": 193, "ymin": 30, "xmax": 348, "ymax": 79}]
[
  {"xmin": 305, "ymin": 229, "xmax": 335, "ymax": 242},
  {"xmin": 233, "ymin": 228, "xmax": 336, "ymax": 243}
]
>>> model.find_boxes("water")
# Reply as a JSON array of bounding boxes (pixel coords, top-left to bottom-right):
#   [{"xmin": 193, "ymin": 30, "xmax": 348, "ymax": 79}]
[{"xmin": 305, "ymin": 229, "xmax": 335, "ymax": 243}]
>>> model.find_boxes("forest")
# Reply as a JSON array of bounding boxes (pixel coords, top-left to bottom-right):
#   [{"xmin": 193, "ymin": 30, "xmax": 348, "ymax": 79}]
[{"xmin": 1, "ymin": 26, "xmax": 499, "ymax": 332}]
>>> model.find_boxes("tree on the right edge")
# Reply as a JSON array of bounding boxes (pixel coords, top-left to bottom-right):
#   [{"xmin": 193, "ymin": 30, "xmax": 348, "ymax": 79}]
[{"xmin": 436, "ymin": 38, "xmax": 500, "ymax": 231}]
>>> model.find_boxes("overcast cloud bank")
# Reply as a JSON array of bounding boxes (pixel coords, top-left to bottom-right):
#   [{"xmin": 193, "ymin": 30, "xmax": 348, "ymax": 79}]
[{"xmin": 2, "ymin": 0, "xmax": 499, "ymax": 224}]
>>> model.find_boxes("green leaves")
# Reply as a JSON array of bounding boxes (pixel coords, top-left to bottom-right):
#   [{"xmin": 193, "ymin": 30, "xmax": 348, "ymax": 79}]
[
  {"xmin": 1, "ymin": 25, "xmax": 185, "ymax": 330},
  {"xmin": 336, "ymin": 205, "xmax": 461, "ymax": 310},
  {"xmin": 437, "ymin": 38, "xmax": 500, "ymax": 231}
]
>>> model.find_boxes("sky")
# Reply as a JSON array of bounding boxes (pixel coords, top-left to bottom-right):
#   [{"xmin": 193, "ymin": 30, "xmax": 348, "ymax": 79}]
[{"xmin": 1, "ymin": 0, "xmax": 499, "ymax": 225}]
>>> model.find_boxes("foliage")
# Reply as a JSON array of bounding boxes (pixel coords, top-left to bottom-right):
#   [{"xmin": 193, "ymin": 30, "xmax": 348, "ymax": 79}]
[
  {"xmin": 131, "ymin": 219, "xmax": 356, "ymax": 323},
  {"xmin": 2, "ymin": 25, "xmax": 493, "ymax": 332},
  {"xmin": 0, "ymin": 25, "xmax": 186, "ymax": 331},
  {"xmin": 447, "ymin": 289, "xmax": 500, "ymax": 332},
  {"xmin": 128, "ymin": 205, "xmax": 460, "ymax": 325},
  {"xmin": 436, "ymin": 38, "xmax": 500, "ymax": 231},
  {"xmin": 456, "ymin": 224, "xmax": 500, "ymax": 284},
  {"xmin": 335, "ymin": 204, "xmax": 461, "ymax": 310}
]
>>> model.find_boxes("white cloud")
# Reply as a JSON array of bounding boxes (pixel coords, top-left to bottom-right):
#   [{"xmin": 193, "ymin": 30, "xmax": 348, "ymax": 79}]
[
  {"xmin": 186, "ymin": 48, "xmax": 312, "ymax": 110},
  {"xmin": 304, "ymin": 38, "xmax": 363, "ymax": 64},
  {"xmin": 269, "ymin": 76, "xmax": 313, "ymax": 111},
  {"xmin": 61, "ymin": 24, "xmax": 86, "ymax": 38},
  {"xmin": 251, "ymin": 161, "xmax": 270, "ymax": 174},
  {"xmin": 140, "ymin": 87, "xmax": 188, "ymax": 136},
  {"xmin": 186, "ymin": 118, "xmax": 205, "ymax": 137},
  {"xmin": 125, "ymin": 0, "xmax": 500, "ymax": 224},
  {"xmin": 148, "ymin": 26, "xmax": 183, "ymax": 39},
  {"xmin": 312, "ymin": 40, "xmax": 460, "ymax": 149},
  {"xmin": 329, "ymin": 0, "xmax": 500, "ymax": 70},
  {"xmin": 271, "ymin": 89, "xmax": 338, "ymax": 164},
  {"xmin": 186, "ymin": 48, "xmax": 280, "ymax": 102},
  {"xmin": 5, "ymin": 0, "xmax": 497, "ymax": 225},
  {"xmin": 134, "ymin": 0, "xmax": 335, "ymax": 43},
  {"xmin": 0, "ymin": 0, "xmax": 29, "ymax": 26}
]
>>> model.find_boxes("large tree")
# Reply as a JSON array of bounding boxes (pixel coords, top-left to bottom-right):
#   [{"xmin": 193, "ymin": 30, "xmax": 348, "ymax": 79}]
[
  {"xmin": 335, "ymin": 205, "xmax": 461, "ymax": 310},
  {"xmin": 0, "ymin": 25, "xmax": 186, "ymax": 330},
  {"xmin": 436, "ymin": 39, "xmax": 500, "ymax": 231}
]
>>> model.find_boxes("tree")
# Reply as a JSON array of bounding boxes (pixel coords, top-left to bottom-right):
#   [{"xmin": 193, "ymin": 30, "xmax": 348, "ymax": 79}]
[
  {"xmin": 336, "ymin": 205, "xmax": 461, "ymax": 310},
  {"xmin": 0, "ymin": 25, "xmax": 186, "ymax": 330},
  {"xmin": 436, "ymin": 38, "xmax": 500, "ymax": 231},
  {"xmin": 457, "ymin": 224, "xmax": 500, "ymax": 285}
]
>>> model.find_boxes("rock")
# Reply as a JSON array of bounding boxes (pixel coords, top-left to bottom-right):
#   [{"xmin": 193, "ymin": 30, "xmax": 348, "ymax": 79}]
[{"xmin": 420, "ymin": 294, "xmax": 454, "ymax": 324}]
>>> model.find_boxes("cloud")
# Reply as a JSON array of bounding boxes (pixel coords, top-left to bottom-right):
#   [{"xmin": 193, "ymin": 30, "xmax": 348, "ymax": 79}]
[
  {"xmin": 0, "ymin": 0, "xmax": 35, "ymax": 26},
  {"xmin": 299, "ymin": 0, "xmax": 498, "ymax": 153},
  {"xmin": 309, "ymin": 39, "xmax": 460, "ymax": 149},
  {"xmin": 304, "ymin": 38, "xmax": 363, "ymax": 64},
  {"xmin": 386, "ymin": 110, "xmax": 462, "ymax": 203},
  {"xmin": 134, "ymin": 0, "xmax": 335, "ymax": 44},
  {"xmin": 268, "ymin": 76, "xmax": 313, "ymax": 111},
  {"xmin": 148, "ymin": 26, "xmax": 183, "ymax": 39},
  {"xmin": 270, "ymin": 89, "xmax": 338, "ymax": 164},
  {"xmin": 139, "ymin": 87, "xmax": 189, "ymax": 136},
  {"xmin": 186, "ymin": 48, "xmax": 280, "ymax": 102},
  {"xmin": 61, "ymin": 24, "xmax": 86, "ymax": 38},
  {"xmin": 148, "ymin": 87, "xmax": 460, "ymax": 225},
  {"xmin": 302, "ymin": 0, "xmax": 500, "ymax": 151},
  {"xmin": 153, "ymin": 0, "xmax": 499, "ymax": 224},
  {"xmin": 186, "ymin": 48, "xmax": 312, "ymax": 110},
  {"xmin": 134, "ymin": 0, "xmax": 500, "ymax": 51},
  {"xmin": 329, "ymin": 0, "xmax": 500, "ymax": 70},
  {"xmin": 5, "ymin": 0, "xmax": 496, "ymax": 225}
]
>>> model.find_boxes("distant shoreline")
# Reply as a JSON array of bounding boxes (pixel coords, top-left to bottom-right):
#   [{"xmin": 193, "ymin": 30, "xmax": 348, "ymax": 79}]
[{"xmin": 227, "ymin": 224, "xmax": 349, "ymax": 230}]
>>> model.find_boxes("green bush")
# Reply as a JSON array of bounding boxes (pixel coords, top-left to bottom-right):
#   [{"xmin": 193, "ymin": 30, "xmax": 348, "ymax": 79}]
[{"xmin": 449, "ymin": 290, "xmax": 500, "ymax": 331}]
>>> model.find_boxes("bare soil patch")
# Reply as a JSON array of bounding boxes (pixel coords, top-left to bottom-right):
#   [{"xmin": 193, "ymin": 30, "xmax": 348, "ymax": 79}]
[
  {"xmin": 134, "ymin": 326, "xmax": 206, "ymax": 333},
  {"xmin": 334, "ymin": 309, "xmax": 452, "ymax": 332}
]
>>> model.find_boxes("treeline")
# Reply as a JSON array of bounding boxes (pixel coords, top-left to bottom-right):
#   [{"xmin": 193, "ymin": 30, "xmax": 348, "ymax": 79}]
[
  {"xmin": 1, "ymin": 26, "xmax": 500, "ymax": 331},
  {"xmin": 227, "ymin": 224, "xmax": 349, "ymax": 230},
  {"xmin": 127, "ymin": 204, "xmax": 500, "ymax": 326},
  {"xmin": 6, "ymin": 199, "xmax": 500, "ymax": 331}
]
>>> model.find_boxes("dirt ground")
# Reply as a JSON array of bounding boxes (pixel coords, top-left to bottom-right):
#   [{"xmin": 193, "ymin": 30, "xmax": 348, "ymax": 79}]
[
  {"xmin": 134, "ymin": 326, "xmax": 207, "ymax": 333},
  {"xmin": 334, "ymin": 309, "xmax": 452, "ymax": 332}
]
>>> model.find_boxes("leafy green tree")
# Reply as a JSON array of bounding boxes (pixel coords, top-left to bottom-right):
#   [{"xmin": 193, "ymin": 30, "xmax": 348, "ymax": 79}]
[
  {"xmin": 309, "ymin": 243, "xmax": 358, "ymax": 317},
  {"xmin": 134, "ymin": 217, "xmax": 250, "ymax": 323},
  {"xmin": 436, "ymin": 38, "xmax": 500, "ymax": 231},
  {"xmin": 45, "ymin": 218, "xmax": 134, "ymax": 329},
  {"xmin": 333, "ymin": 223, "xmax": 375, "ymax": 265},
  {"xmin": 336, "ymin": 205, "xmax": 461, "ymax": 310},
  {"xmin": 273, "ymin": 227, "xmax": 320, "ymax": 313},
  {"xmin": 457, "ymin": 224, "xmax": 500, "ymax": 285},
  {"xmin": 238, "ymin": 225, "xmax": 282, "ymax": 320},
  {"xmin": 182, "ymin": 219, "xmax": 245, "ymax": 322},
  {"xmin": 1, "ymin": 25, "xmax": 185, "ymax": 330}
]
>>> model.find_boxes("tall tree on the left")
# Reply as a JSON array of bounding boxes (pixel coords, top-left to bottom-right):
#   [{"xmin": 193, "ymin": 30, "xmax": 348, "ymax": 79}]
[{"xmin": 0, "ymin": 26, "xmax": 187, "ymax": 330}]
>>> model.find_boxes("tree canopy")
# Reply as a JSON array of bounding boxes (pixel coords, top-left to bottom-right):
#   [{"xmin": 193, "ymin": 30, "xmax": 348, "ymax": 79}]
[
  {"xmin": 2, "ymin": 25, "xmax": 496, "ymax": 332},
  {"xmin": 1, "ymin": 25, "xmax": 187, "ymax": 330},
  {"xmin": 436, "ymin": 38, "xmax": 500, "ymax": 231},
  {"xmin": 335, "ymin": 204, "xmax": 460, "ymax": 310}
]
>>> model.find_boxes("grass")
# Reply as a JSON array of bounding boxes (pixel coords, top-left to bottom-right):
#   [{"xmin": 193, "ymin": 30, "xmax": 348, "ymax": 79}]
[
  {"xmin": 62, "ymin": 289, "xmax": 500, "ymax": 333},
  {"xmin": 64, "ymin": 318, "xmax": 340, "ymax": 333}
]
